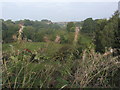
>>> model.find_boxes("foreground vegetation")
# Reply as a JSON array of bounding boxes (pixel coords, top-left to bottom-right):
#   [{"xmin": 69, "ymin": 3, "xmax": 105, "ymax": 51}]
[{"xmin": 2, "ymin": 42, "xmax": 120, "ymax": 88}]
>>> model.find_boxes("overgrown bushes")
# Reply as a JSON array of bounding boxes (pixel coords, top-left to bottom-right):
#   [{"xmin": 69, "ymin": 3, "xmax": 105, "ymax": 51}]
[{"xmin": 2, "ymin": 44, "xmax": 120, "ymax": 88}]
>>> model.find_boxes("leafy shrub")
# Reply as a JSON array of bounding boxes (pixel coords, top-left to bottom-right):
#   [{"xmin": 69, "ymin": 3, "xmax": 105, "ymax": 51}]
[{"xmin": 2, "ymin": 43, "xmax": 120, "ymax": 88}]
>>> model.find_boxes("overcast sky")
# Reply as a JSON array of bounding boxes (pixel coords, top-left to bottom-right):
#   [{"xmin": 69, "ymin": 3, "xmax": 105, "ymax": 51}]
[{"xmin": 1, "ymin": 1, "xmax": 118, "ymax": 22}]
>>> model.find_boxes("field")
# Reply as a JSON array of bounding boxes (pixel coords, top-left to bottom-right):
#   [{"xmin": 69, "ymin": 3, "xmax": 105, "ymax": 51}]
[{"xmin": 3, "ymin": 42, "xmax": 62, "ymax": 56}]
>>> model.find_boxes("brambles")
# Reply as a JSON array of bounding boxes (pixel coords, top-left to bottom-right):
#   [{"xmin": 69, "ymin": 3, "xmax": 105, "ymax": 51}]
[{"xmin": 2, "ymin": 44, "xmax": 120, "ymax": 88}]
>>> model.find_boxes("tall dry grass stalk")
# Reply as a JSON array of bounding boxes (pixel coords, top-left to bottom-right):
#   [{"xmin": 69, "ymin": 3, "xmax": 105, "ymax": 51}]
[{"xmin": 73, "ymin": 49, "xmax": 120, "ymax": 87}]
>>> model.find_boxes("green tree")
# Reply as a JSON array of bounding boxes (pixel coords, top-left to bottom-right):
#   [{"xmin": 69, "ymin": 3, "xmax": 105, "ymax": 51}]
[
  {"xmin": 2, "ymin": 20, "xmax": 19, "ymax": 43},
  {"xmin": 66, "ymin": 22, "xmax": 75, "ymax": 32},
  {"xmin": 95, "ymin": 19, "xmax": 108, "ymax": 31},
  {"xmin": 113, "ymin": 11, "xmax": 120, "ymax": 55},
  {"xmin": 82, "ymin": 18, "xmax": 98, "ymax": 34},
  {"xmin": 95, "ymin": 11, "xmax": 119, "ymax": 53}
]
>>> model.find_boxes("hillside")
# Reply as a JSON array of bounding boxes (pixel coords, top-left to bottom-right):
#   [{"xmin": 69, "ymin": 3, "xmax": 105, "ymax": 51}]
[{"xmin": 1, "ymin": 10, "xmax": 120, "ymax": 88}]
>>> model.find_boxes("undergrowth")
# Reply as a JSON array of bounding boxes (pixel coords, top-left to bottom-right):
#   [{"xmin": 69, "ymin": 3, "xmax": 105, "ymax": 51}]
[{"xmin": 2, "ymin": 43, "xmax": 120, "ymax": 88}]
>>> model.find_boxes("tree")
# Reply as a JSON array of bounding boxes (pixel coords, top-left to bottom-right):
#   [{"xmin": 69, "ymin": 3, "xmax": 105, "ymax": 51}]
[
  {"xmin": 82, "ymin": 18, "xmax": 98, "ymax": 34},
  {"xmin": 94, "ymin": 11, "xmax": 119, "ymax": 53},
  {"xmin": 23, "ymin": 26, "xmax": 36, "ymax": 41},
  {"xmin": 2, "ymin": 21, "xmax": 19, "ymax": 43},
  {"xmin": 113, "ymin": 11, "xmax": 120, "ymax": 56},
  {"xmin": 66, "ymin": 22, "xmax": 75, "ymax": 32},
  {"xmin": 95, "ymin": 19, "xmax": 108, "ymax": 31}
]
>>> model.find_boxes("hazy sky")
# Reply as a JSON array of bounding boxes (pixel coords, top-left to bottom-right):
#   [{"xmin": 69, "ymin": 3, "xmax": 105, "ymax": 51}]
[{"xmin": 1, "ymin": 1, "xmax": 118, "ymax": 22}]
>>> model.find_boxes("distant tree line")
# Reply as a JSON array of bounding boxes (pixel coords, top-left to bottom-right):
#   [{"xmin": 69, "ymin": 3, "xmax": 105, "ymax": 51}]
[{"xmin": 1, "ymin": 11, "xmax": 119, "ymax": 54}]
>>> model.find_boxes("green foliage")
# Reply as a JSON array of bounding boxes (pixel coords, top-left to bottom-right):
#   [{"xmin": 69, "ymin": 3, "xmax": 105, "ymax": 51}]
[
  {"xmin": 66, "ymin": 22, "xmax": 75, "ymax": 32},
  {"xmin": 2, "ymin": 19, "xmax": 62, "ymax": 43},
  {"xmin": 94, "ymin": 11, "xmax": 119, "ymax": 53},
  {"xmin": 53, "ymin": 44, "xmax": 78, "ymax": 62},
  {"xmin": 95, "ymin": 19, "xmax": 108, "ymax": 31},
  {"xmin": 75, "ymin": 21, "xmax": 84, "ymax": 27},
  {"xmin": 2, "ymin": 44, "xmax": 120, "ymax": 88},
  {"xmin": 82, "ymin": 18, "xmax": 98, "ymax": 34},
  {"xmin": 78, "ymin": 33, "xmax": 93, "ymax": 49},
  {"xmin": 2, "ymin": 20, "xmax": 19, "ymax": 43}
]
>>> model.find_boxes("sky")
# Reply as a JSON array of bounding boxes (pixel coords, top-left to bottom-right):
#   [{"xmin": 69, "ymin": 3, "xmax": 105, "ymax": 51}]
[{"xmin": 0, "ymin": 0, "xmax": 119, "ymax": 22}]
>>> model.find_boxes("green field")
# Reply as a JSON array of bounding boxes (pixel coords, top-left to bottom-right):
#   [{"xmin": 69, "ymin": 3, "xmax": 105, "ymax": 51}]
[{"xmin": 3, "ymin": 42, "xmax": 63, "ymax": 56}]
